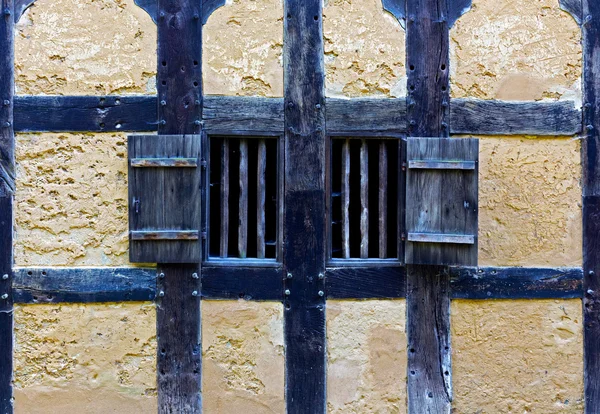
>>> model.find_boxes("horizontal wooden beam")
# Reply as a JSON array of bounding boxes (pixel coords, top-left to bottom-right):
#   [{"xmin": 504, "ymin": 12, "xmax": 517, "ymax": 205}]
[
  {"xmin": 13, "ymin": 267, "xmax": 156, "ymax": 303},
  {"xmin": 10, "ymin": 265, "xmax": 584, "ymax": 303},
  {"xmin": 130, "ymin": 158, "xmax": 198, "ymax": 168},
  {"xmin": 407, "ymin": 233, "xmax": 475, "ymax": 245},
  {"xmin": 13, "ymin": 95, "xmax": 582, "ymax": 137},
  {"xmin": 130, "ymin": 230, "xmax": 200, "ymax": 241},
  {"xmin": 408, "ymin": 160, "xmax": 476, "ymax": 170},
  {"xmin": 449, "ymin": 266, "xmax": 583, "ymax": 299}
]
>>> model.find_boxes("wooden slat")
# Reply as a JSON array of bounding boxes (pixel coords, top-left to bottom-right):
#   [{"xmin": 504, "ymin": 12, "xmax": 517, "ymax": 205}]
[
  {"xmin": 257, "ymin": 139, "xmax": 267, "ymax": 259},
  {"xmin": 220, "ymin": 139, "xmax": 229, "ymax": 258},
  {"xmin": 13, "ymin": 267, "xmax": 156, "ymax": 303},
  {"xmin": 408, "ymin": 233, "xmax": 474, "ymax": 245},
  {"xmin": 131, "ymin": 157, "xmax": 198, "ymax": 168},
  {"xmin": 379, "ymin": 142, "xmax": 388, "ymax": 259},
  {"xmin": 238, "ymin": 138, "xmax": 248, "ymax": 258},
  {"xmin": 360, "ymin": 139, "xmax": 369, "ymax": 258},
  {"xmin": 408, "ymin": 160, "xmax": 475, "ymax": 170},
  {"xmin": 341, "ymin": 139, "xmax": 350, "ymax": 259},
  {"xmin": 0, "ymin": 1, "xmax": 15, "ymax": 412},
  {"xmin": 131, "ymin": 230, "xmax": 199, "ymax": 241},
  {"xmin": 283, "ymin": 0, "xmax": 327, "ymax": 411}
]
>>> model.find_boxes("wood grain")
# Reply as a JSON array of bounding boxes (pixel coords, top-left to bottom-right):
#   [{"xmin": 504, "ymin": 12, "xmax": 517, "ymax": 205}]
[
  {"xmin": 341, "ymin": 139, "xmax": 350, "ymax": 259},
  {"xmin": 360, "ymin": 139, "xmax": 369, "ymax": 258},
  {"xmin": 283, "ymin": 0, "xmax": 327, "ymax": 412},
  {"xmin": 379, "ymin": 142, "xmax": 388, "ymax": 259},
  {"xmin": 220, "ymin": 139, "xmax": 229, "ymax": 258},
  {"xmin": 257, "ymin": 139, "xmax": 267, "ymax": 259},
  {"xmin": 238, "ymin": 139, "xmax": 248, "ymax": 258}
]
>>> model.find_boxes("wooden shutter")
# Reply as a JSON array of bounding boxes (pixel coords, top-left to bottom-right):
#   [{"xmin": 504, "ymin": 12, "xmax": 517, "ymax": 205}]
[
  {"xmin": 405, "ymin": 137, "xmax": 479, "ymax": 266},
  {"xmin": 128, "ymin": 134, "xmax": 202, "ymax": 263}
]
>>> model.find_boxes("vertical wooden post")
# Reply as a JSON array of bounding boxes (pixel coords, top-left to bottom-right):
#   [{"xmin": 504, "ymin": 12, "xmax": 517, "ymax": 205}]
[
  {"xmin": 282, "ymin": 0, "xmax": 327, "ymax": 412},
  {"xmin": 405, "ymin": 0, "xmax": 452, "ymax": 412},
  {"xmin": 0, "ymin": 1, "xmax": 14, "ymax": 412},
  {"xmin": 156, "ymin": 0, "xmax": 203, "ymax": 412},
  {"xmin": 581, "ymin": 2, "xmax": 600, "ymax": 412}
]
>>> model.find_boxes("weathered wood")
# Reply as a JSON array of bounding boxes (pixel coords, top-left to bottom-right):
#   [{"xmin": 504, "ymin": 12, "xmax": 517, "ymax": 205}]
[
  {"xmin": 326, "ymin": 266, "xmax": 406, "ymax": 299},
  {"xmin": 406, "ymin": 138, "xmax": 478, "ymax": 266},
  {"xmin": 407, "ymin": 264, "xmax": 452, "ymax": 412},
  {"xmin": 283, "ymin": 0, "xmax": 327, "ymax": 412},
  {"xmin": 407, "ymin": 233, "xmax": 475, "ymax": 244},
  {"xmin": 560, "ymin": 0, "xmax": 583, "ymax": 24},
  {"xmin": 134, "ymin": 0, "xmax": 225, "ymax": 24},
  {"xmin": 341, "ymin": 139, "xmax": 350, "ymax": 259},
  {"xmin": 379, "ymin": 142, "xmax": 388, "ymax": 259},
  {"xmin": 257, "ymin": 139, "xmax": 267, "ymax": 259},
  {"xmin": 131, "ymin": 157, "xmax": 198, "ymax": 168},
  {"xmin": 155, "ymin": 0, "xmax": 203, "ymax": 411},
  {"xmin": 0, "ymin": 2, "xmax": 14, "ymax": 412},
  {"xmin": 13, "ymin": 0, "xmax": 33, "ymax": 23},
  {"xmin": 450, "ymin": 267, "xmax": 583, "ymax": 300},
  {"xmin": 14, "ymin": 95, "xmax": 158, "ymax": 133},
  {"xmin": 360, "ymin": 139, "xmax": 369, "ymax": 258},
  {"xmin": 382, "ymin": 0, "xmax": 472, "ymax": 28},
  {"xmin": 405, "ymin": 0, "xmax": 452, "ymax": 412},
  {"xmin": 13, "ymin": 95, "xmax": 583, "ymax": 137},
  {"xmin": 582, "ymin": 3, "xmax": 600, "ymax": 412},
  {"xmin": 451, "ymin": 98, "xmax": 582, "ymax": 136},
  {"xmin": 13, "ymin": 267, "xmax": 156, "ymax": 303},
  {"xmin": 128, "ymin": 134, "xmax": 202, "ymax": 263},
  {"xmin": 238, "ymin": 139, "xmax": 248, "ymax": 258},
  {"xmin": 408, "ymin": 160, "xmax": 475, "ymax": 170},
  {"xmin": 327, "ymin": 98, "xmax": 407, "ymax": 136},
  {"xmin": 156, "ymin": 264, "xmax": 201, "ymax": 413},
  {"xmin": 220, "ymin": 139, "xmax": 229, "ymax": 258},
  {"xmin": 201, "ymin": 266, "xmax": 282, "ymax": 300}
]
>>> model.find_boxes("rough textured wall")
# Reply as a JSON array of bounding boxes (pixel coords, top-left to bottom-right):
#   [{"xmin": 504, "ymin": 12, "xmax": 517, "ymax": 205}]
[
  {"xmin": 450, "ymin": 0, "xmax": 582, "ymax": 101},
  {"xmin": 452, "ymin": 300, "xmax": 584, "ymax": 413},
  {"xmin": 326, "ymin": 300, "xmax": 407, "ymax": 414},
  {"xmin": 15, "ymin": 0, "xmax": 157, "ymax": 95},
  {"xmin": 323, "ymin": 0, "xmax": 406, "ymax": 98},
  {"xmin": 14, "ymin": 303, "xmax": 157, "ymax": 414},
  {"xmin": 202, "ymin": 301, "xmax": 285, "ymax": 413},
  {"xmin": 14, "ymin": 132, "xmax": 129, "ymax": 266},
  {"xmin": 203, "ymin": 0, "xmax": 283, "ymax": 97},
  {"xmin": 478, "ymin": 136, "xmax": 582, "ymax": 267}
]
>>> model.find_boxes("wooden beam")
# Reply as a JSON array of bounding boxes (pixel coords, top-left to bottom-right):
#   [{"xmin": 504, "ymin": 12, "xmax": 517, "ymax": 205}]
[
  {"xmin": 155, "ymin": 0, "xmax": 203, "ymax": 411},
  {"xmin": 326, "ymin": 266, "xmax": 406, "ymax": 299},
  {"xmin": 405, "ymin": 0, "xmax": 455, "ymax": 411},
  {"xmin": 201, "ymin": 266, "xmax": 282, "ymax": 301},
  {"xmin": 283, "ymin": 0, "xmax": 327, "ymax": 412},
  {"xmin": 134, "ymin": 0, "xmax": 225, "ymax": 25},
  {"xmin": 12, "ymin": 267, "xmax": 156, "ymax": 303},
  {"xmin": 450, "ymin": 267, "xmax": 583, "ymax": 299},
  {"xmin": 582, "ymin": 2, "xmax": 600, "ymax": 412},
  {"xmin": 13, "ymin": 95, "xmax": 583, "ymax": 136},
  {"xmin": 0, "ymin": 0, "xmax": 14, "ymax": 412}
]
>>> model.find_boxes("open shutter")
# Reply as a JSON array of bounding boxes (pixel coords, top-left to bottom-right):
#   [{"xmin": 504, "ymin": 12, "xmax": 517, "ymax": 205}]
[
  {"xmin": 405, "ymin": 137, "xmax": 479, "ymax": 266},
  {"xmin": 128, "ymin": 134, "xmax": 202, "ymax": 263}
]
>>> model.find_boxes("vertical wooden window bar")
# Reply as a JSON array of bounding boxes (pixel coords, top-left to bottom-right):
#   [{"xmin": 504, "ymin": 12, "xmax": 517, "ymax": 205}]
[
  {"xmin": 330, "ymin": 138, "xmax": 402, "ymax": 261},
  {"xmin": 209, "ymin": 137, "xmax": 281, "ymax": 261}
]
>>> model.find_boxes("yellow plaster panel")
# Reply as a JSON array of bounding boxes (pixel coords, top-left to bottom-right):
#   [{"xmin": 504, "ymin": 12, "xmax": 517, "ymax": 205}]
[
  {"xmin": 15, "ymin": 0, "xmax": 157, "ymax": 95},
  {"xmin": 203, "ymin": 0, "xmax": 284, "ymax": 97},
  {"xmin": 450, "ymin": 0, "xmax": 582, "ymax": 101},
  {"xmin": 326, "ymin": 300, "xmax": 407, "ymax": 414},
  {"xmin": 452, "ymin": 299, "xmax": 584, "ymax": 413},
  {"xmin": 323, "ymin": 0, "xmax": 406, "ymax": 98},
  {"xmin": 478, "ymin": 136, "xmax": 582, "ymax": 267},
  {"xmin": 14, "ymin": 133, "xmax": 130, "ymax": 266},
  {"xmin": 202, "ymin": 300, "xmax": 285, "ymax": 413},
  {"xmin": 13, "ymin": 303, "xmax": 157, "ymax": 414}
]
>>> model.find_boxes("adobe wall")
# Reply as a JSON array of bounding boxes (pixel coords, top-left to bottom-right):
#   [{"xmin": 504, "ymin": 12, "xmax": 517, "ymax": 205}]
[{"xmin": 11, "ymin": 0, "xmax": 585, "ymax": 412}]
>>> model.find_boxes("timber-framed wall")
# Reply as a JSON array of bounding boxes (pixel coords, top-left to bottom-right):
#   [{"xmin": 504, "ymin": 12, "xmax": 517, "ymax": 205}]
[{"xmin": 0, "ymin": 0, "xmax": 597, "ymax": 413}]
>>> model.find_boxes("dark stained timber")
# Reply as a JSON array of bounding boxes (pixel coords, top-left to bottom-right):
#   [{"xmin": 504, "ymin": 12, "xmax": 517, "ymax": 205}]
[
  {"xmin": 0, "ymin": 0, "xmax": 14, "ymax": 412},
  {"xmin": 155, "ymin": 0, "xmax": 203, "ymax": 412},
  {"xmin": 405, "ymin": 0, "xmax": 453, "ymax": 411},
  {"xmin": 326, "ymin": 266, "xmax": 406, "ymax": 299},
  {"xmin": 13, "ymin": 95, "xmax": 582, "ymax": 137},
  {"xmin": 12, "ymin": 267, "xmax": 156, "ymax": 303},
  {"xmin": 134, "ymin": 0, "xmax": 225, "ymax": 24},
  {"xmin": 582, "ymin": 1, "xmax": 600, "ymax": 412},
  {"xmin": 201, "ymin": 266, "xmax": 282, "ymax": 301},
  {"xmin": 450, "ymin": 267, "xmax": 583, "ymax": 300},
  {"xmin": 560, "ymin": 0, "xmax": 583, "ymax": 24},
  {"xmin": 283, "ymin": 0, "xmax": 327, "ymax": 412}
]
